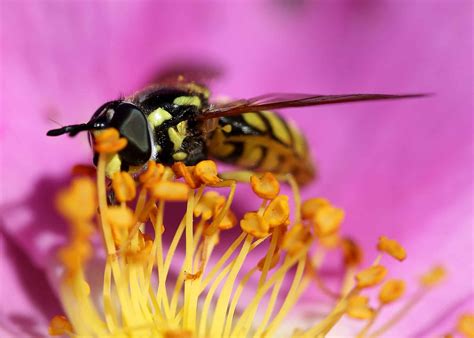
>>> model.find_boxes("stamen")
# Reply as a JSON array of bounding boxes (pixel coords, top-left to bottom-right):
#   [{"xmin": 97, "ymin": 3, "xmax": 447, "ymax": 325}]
[
  {"xmin": 250, "ymin": 172, "xmax": 280, "ymax": 199},
  {"xmin": 379, "ymin": 279, "xmax": 406, "ymax": 304},
  {"xmin": 377, "ymin": 236, "xmax": 407, "ymax": 261},
  {"xmin": 355, "ymin": 265, "xmax": 388, "ymax": 289}
]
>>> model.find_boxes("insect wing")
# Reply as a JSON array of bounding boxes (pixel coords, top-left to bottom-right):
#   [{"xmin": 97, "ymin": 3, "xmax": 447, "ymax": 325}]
[{"xmin": 200, "ymin": 93, "xmax": 427, "ymax": 119}]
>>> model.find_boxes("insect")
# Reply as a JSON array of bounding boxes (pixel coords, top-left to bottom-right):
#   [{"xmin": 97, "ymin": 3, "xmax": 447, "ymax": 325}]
[{"xmin": 47, "ymin": 80, "xmax": 422, "ymax": 185}]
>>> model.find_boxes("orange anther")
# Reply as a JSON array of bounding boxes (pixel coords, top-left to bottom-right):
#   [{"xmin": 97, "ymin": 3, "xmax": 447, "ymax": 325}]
[
  {"xmin": 164, "ymin": 330, "xmax": 193, "ymax": 338},
  {"xmin": 240, "ymin": 212, "xmax": 270, "ymax": 238},
  {"xmin": 151, "ymin": 180, "xmax": 190, "ymax": 201},
  {"xmin": 355, "ymin": 265, "xmax": 388, "ymax": 289},
  {"xmin": 379, "ymin": 279, "xmax": 406, "ymax": 304},
  {"xmin": 263, "ymin": 195, "xmax": 290, "ymax": 228},
  {"xmin": 216, "ymin": 208, "xmax": 237, "ymax": 230},
  {"xmin": 93, "ymin": 128, "xmax": 128, "ymax": 154},
  {"xmin": 346, "ymin": 295, "xmax": 374, "ymax": 320},
  {"xmin": 71, "ymin": 164, "xmax": 96, "ymax": 177},
  {"xmin": 377, "ymin": 236, "xmax": 407, "ymax": 261},
  {"xmin": 48, "ymin": 315, "xmax": 73, "ymax": 336},
  {"xmin": 194, "ymin": 191, "xmax": 225, "ymax": 220},
  {"xmin": 457, "ymin": 313, "xmax": 474, "ymax": 337},
  {"xmin": 341, "ymin": 237, "xmax": 363, "ymax": 267},
  {"xmin": 313, "ymin": 204, "xmax": 344, "ymax": 237},
  {"xmin": 250, "ymin": 172, "xmax": 280, "ymax": 200},
  {"xmin": 112, "ymin": 171, "xmax": 136, "ymax": 202},
  {"xmin": 281, "ymin": 223, "xmax": 311, "ymax": 257},
  {"xmin": 420, "ymin": 265, "xmax": 446, "ymax": 287},
  {"xmin": 301, "ymin": 197, "xmax": 329, "ymax": 220},
  {"xmin": 56, "ymin": 177, "xmax": 97, "ymax": 222},
  {"xmin": 140, "ymin": 161, "xmax": 165, "ymax": 185},
  {"xmin": 106, "ymin": 206, "xmax": 136, "ymax": 246},
  {"xmin": 195, "ymin": 160, "xmax": 221, "ymax": 185},
  {"xmin": 172, "ymin": 162, "xmax": 200, "ymax": 188}
]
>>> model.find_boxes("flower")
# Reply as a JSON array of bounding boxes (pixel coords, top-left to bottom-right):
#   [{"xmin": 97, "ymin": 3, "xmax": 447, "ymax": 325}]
[{"xmin": 1, "ymin": 1, "xmax": 472, "ymax": 337}]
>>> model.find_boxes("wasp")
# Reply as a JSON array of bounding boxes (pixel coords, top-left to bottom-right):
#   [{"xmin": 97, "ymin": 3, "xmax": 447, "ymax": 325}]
[{"xmin": 47, "ymin": 80, "xmax": 422, "ymax": 185}]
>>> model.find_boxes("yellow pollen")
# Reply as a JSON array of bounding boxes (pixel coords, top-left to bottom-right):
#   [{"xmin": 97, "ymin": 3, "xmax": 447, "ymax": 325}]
[
  {"xmin": 346, "ymin": 295, "xmax": 374, "ymax": 320},
  {"xmin": 355, "ymin": 265, "xmax": 388, "ymax": 288},
  {"xmin": 56, "ymin": 177, "xmax": 97, "ymax": 222},
  {"xmin": 250, "ymin": 172, "xmax": 280, "ymax": 199},
  {"xmin": 106, "ymin": 206, "xmax": 136, "ymax": 246},
  {"xmin": 112, "ymin": 171, "xmax": 136, "ymax": 202},
  {"xmin": 377, "ymin": 236, "xmax": 407, "ymax": 261},
  {"xmin": 379, "ymin": 279, "xmax": 406, "ymax": 304}
]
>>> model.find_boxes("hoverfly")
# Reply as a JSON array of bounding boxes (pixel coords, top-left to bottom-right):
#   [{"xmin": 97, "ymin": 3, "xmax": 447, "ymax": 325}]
[{"xmin": 47, "ymin": 79, "xmax": 422, "ymax": 185}]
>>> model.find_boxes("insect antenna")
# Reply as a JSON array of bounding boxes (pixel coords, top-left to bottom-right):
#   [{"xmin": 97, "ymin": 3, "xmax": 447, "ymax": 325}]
[{"xmin": 46, "ymin": 123, "xmax": 91, "ymax": 137}]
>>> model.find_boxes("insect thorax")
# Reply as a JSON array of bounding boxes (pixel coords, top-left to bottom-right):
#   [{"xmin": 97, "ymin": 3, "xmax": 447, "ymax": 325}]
[{"xmin": 133, "ymin": 84, "xmax": 211, "ymax": 166}]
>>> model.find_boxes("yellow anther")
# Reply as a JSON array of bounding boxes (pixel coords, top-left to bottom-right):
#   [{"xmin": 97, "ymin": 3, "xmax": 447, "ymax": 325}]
[
  {"xmin": 58, "ymin": 240, "xmax": 92, "ymax": 273},
  {"xmin": 346, "ymin": 295, "xmax": 374, "ymax": 320},
  {"xmin": 140, "ymin": 161, "xmax": 165, "ymax": 185},
  {"xmin": 56, "ymin": 177, "xmax": 97, "ymax": 222},
  {"xmin": 126, "ymin": 233, "xmax": 153, "ymax": 264},
  {"xmin": 341, "ymin": 237, "xmax": 363, "ymax": 266},
  {"xmin": 172, "ymin": 162, "xmax": 200, "ymax": 188},
  {"xmin": 281, "ymin": 223, "xmax": 311, "ymax": 257},
  {"xmin": 112, "ymin": 171, "xmax": 136, "ymax": 202},
  {"xmin": 93, "ymin": 128, "xmax": 128, "ymax": 154},
  {"xmin": 355, "ymin": 265, "xmax": 388, "ymax": 289},
  {"xmin": 313, "ymin": 204, "xmax": 344, "ymax": 237},
  {"xmin": 257, "ymin": 251, "xmax": 281, "ymax": 271},
  {"xmin": 164, "ymin": 329, "xmax": 193, "ymax": 338},
  {"xmin": 106, "ymin": 206, "xmax": 136, "ymax": 246},
  {"xmin": 71, "ymin": 164, "xmax": 96, "ymax": 177},
  {"xmin": 263, "ymin": 195, "xmax": 290, "ymax": 228},
  {"xmin": 301, "ymin": 197, "xmax": 329, "ymax": 220},
  {"xmin": 216, "ymin": 208, "xmax": 237, "ymax": 230},
  {"xmin": 457, "ymin": 313, "xmax": 474, "ymax": 337},
  {"xmin": 195, "ymin": 160, "xmax": 221, "ymax": 185},
  {"xmin": 240, "ymin": 212, "xmax": 270, "ymax": 238},
  {"xmin": 194, "ymin": 191, "xmax": 225, "ymax": 221},
  {"xmin": 150, "ymin": 180, "xmax": 190, "ymax": 201},
  {"xmin": 379, "ymin": 279, "xmax": 406, "ymax": 304},
  {"xmin": 319, "ymin": 232, "xmax": 340, "ymax": 249},
  {"xmin": 420, "ymin": 265, "xmax": 446, "ymax": 287},
  {"xmin": 377, "ymin": 236, "xmax": 407, "ymax": 261},
  {"xmin": 48, "ymin": 315, "xmax": 73, "ymax": 336},
  {"xmin": 250, "ymin": 172, "xmax": 280, "ymax": 200}
]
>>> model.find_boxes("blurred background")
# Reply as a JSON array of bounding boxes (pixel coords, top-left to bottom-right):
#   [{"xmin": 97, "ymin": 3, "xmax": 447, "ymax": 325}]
[{"xmin": 1, "ymin": 1, "xmax": 472, "ymax": 336}]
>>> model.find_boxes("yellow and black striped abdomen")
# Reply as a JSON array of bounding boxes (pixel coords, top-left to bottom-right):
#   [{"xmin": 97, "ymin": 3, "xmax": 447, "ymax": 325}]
[{"xmin": 207, "ymin": 111, "xmax": 316, "ymax": 185}]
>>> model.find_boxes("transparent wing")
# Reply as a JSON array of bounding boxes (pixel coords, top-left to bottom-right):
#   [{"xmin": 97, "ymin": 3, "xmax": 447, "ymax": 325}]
[{"xmin": 199, "ymin": 93, "xmax": 427, "ymax": 120}]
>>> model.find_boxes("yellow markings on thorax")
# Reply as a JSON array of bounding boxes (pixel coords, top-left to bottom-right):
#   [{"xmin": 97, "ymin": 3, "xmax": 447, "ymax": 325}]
[
  {"xmin": 173, "ymin": 152, "xmax": 188, "ymax": 161},
  {"xmin": 208, "ymin": 128, "xmax": 235, "ymax": 158},
  {"xmin": 105, "ymin": 154, "xmax": 122, "ymax": 177},
  {"xmin": 168, "ymin": 121, "xmax": 188, "ymax": 151},
  {"xmin": 148, "ymin": 107, "xmax": 172, "ymax": 128},
  {"xmin": 174, "ymin": 96, "xmax": 201, "ymax": 107},
  {"xmin": 261, "ymin": 111, "xmax": 292, "ymax": 145},
  {"xmin": 242, "ymin": 113, "xmax": 267, "ymax": 132}
]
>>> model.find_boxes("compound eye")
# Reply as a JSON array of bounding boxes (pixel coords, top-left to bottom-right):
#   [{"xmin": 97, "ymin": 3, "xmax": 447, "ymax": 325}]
[{"xmin": 110, "ymin": 103, "xmax": 151, "ymax": 166}]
